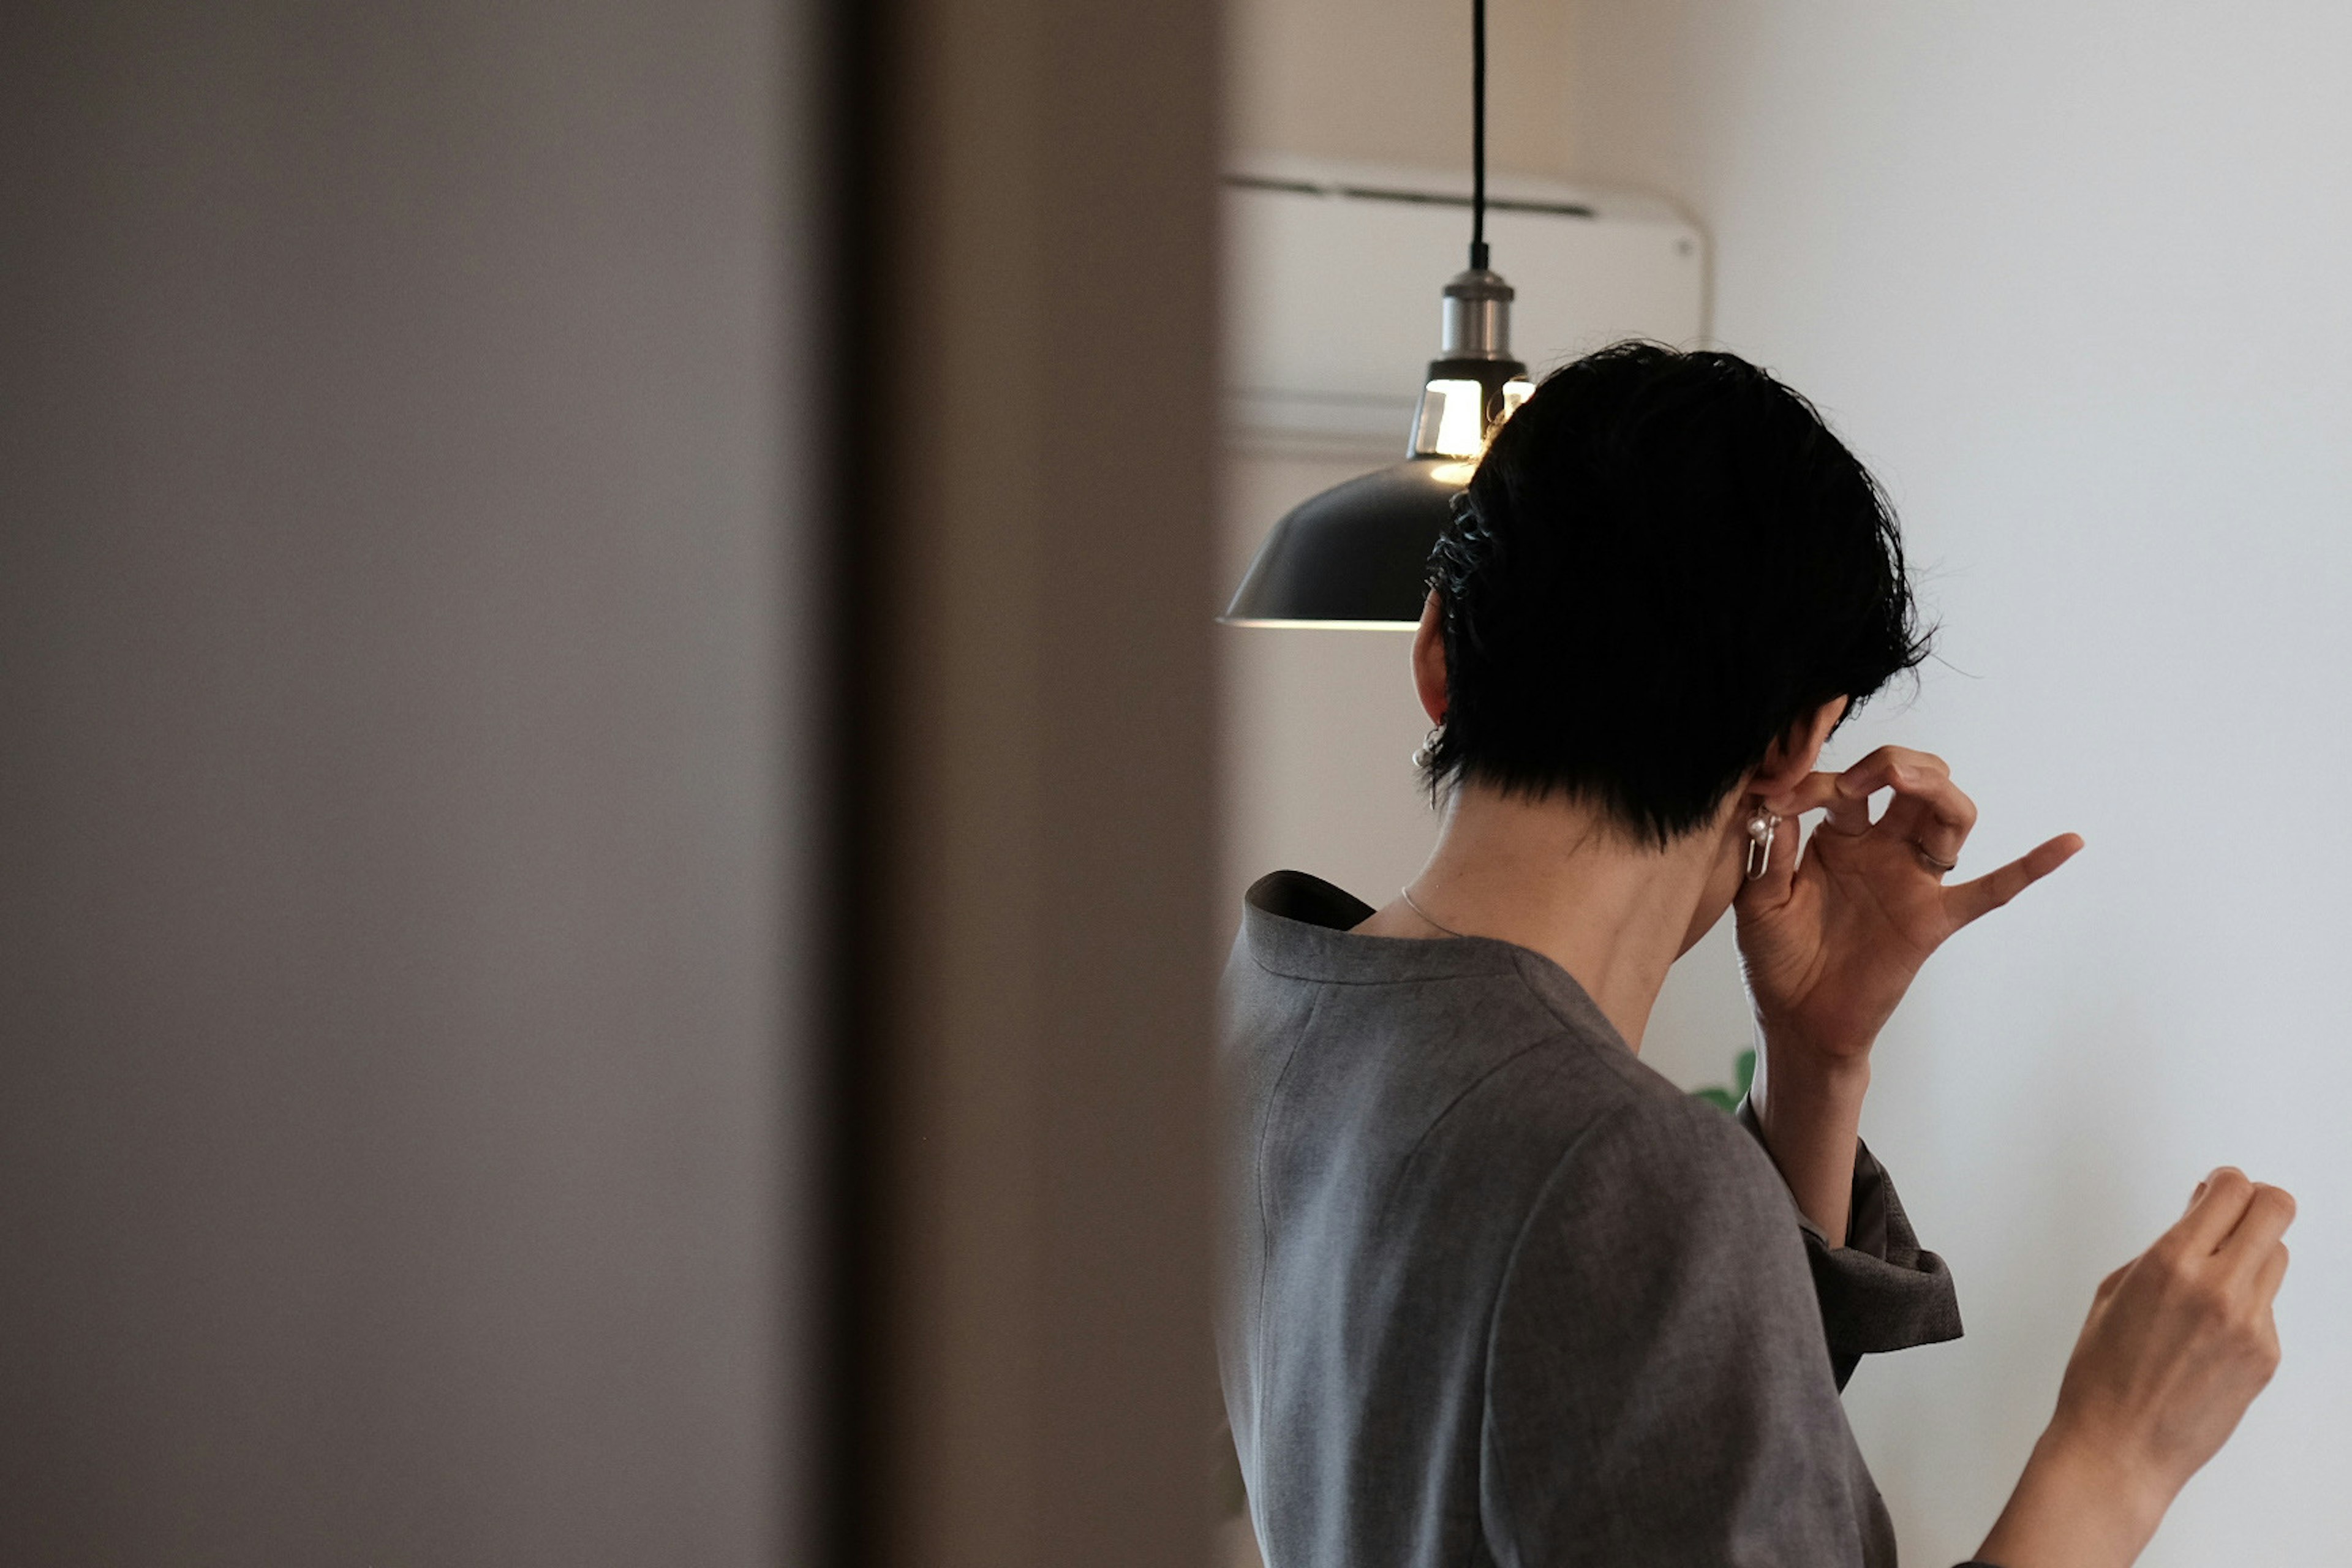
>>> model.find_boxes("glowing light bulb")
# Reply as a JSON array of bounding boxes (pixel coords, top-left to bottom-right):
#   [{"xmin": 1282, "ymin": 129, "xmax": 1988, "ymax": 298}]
[{"xmin": 1413, "ymin": 379, "xmax": 1487, "ymax": 458}]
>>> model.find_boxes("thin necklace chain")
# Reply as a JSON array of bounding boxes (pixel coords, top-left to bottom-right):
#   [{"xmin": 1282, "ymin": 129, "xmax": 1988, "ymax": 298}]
[{"xmin": 1400, "ymin": 886, "xmax": 1469, "ymax": 938}]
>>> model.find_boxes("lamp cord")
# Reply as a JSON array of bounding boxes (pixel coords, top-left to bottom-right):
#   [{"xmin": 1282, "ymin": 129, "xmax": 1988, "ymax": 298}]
[{"xmin": 1469, "ymin": 0, "xmax": 1488, "ymax": 271}]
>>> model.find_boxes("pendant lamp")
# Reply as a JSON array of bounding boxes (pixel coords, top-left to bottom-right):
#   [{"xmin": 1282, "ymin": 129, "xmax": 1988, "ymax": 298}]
[{"xmin": 1220, "ymin": 0, "xmax": 1534, "ymax": 628}]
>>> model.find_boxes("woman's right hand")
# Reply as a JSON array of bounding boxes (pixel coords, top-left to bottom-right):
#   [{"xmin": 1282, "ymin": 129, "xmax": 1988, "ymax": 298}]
[{"xmin": 1977, "ymin": 1168, "xmax": 2294, "ymax": 1568}]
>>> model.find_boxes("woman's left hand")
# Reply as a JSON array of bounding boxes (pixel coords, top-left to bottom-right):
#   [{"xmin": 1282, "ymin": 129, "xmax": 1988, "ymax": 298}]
[{"xmin": 1736, "ymin": 745, "xmax": 2082, "ymax": 1072}]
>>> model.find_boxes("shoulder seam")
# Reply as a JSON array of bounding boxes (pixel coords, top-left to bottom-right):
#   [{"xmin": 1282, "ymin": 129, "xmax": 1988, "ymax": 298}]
[
  {"xmin": 1478, "ymin": 1096, "xmax": 1649, "ymax": 1556},
  {"xmin": 1251, "ymin": 977, "xmax": 1329, "ymax": 1468},
  {"xmin": 1504, "ymin": 947, "xmax": 1637, "ymax": 1057},
  {"xmin": 1476, "ymin": 1091, "xmax": 1779, "ymax": 1555},
  {"xmin": 1382, "ymin": 1028, "xmax": 1582, "ymax": 1221}
]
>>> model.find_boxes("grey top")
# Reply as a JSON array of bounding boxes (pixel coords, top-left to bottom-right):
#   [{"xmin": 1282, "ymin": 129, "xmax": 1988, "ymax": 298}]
[{"xmin": 1219, "ymin": 872, "xmax": 1967, "ymax": 1568}]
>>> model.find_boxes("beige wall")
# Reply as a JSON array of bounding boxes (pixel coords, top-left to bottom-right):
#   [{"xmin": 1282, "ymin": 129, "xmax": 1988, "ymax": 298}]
[
  {"xmin": 1226, "ymin": 0, "xmax": 1577, "ymax": 174},
  {"xmin": 868, "ymin": 3, "xmax": 1221, "ymax": 1566}
]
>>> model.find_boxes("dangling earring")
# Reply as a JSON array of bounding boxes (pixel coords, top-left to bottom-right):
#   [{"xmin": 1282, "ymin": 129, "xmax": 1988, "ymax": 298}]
[
  {"xmin": 1743, "ymin": 807, "xmax": 1780, "ymax": 882},
  {"xmin": 1411, "ymin": 726, "xmax": 1444, "ymax": 770}
]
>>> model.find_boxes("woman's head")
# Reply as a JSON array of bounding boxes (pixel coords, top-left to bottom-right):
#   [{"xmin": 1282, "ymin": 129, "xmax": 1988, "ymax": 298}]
[{"xmin": 1419, "ymin": 342, "xmax": 1929, "ymax": 845}]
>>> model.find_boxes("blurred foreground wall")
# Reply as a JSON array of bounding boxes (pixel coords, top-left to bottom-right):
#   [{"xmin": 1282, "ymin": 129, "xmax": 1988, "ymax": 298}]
[
  {"xmin": 2, "ymin": 1, "xmax": 1220, "ymax": 1564},
  {"xmin": 854, "ymin": 2, "xmax": 1219, "ymax": 1566},
  {"xmin": 0, "ymin": 3, "xmax": 818, "ymax": 1561}
]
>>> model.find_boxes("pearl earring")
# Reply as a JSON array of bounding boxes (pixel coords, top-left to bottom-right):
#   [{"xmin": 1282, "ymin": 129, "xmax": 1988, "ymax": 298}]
[{"xmin": 1743, "ymin": 808, "xmax": 1781, "ymax": 882}]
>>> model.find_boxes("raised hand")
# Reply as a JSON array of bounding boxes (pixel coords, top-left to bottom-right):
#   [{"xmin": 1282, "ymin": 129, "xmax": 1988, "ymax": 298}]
[
  {"xmin": 1978, "ymin": 1170, "xmax": 2294, "ymax": 1568},
  {"xmin": 1730, "ymin": 745, "xmax": 2080, "ymax": 1242},
  {"xmin": 1736, "ymin": 745, "xmax": 2082, "ymax": 1068}
]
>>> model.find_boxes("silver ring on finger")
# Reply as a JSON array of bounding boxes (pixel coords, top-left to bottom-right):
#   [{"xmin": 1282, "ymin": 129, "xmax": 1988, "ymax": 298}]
[{"xmin": 1911, "ymin": 840, "xmax": 1958, "ymax": 875}]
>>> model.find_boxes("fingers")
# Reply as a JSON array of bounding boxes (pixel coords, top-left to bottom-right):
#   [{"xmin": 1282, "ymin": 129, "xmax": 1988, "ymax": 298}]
[
  {"xmin": 1833, "ymin": 746, "xmax": 1951, "ymax": 812},
  {"xmin": 2248, "ymin": 1233, "xmax": 2290, "ymax": 1376},
  {"xmin": 1819, "ymin": 751, "xmax": 1899, "ymax": 837},
  {"xmin": 2220, "ymin": 1184, "xmax": 2297, "ymax": 1279},
  {"xmin": 1943, "ymin": 832, "xmax": 2084, "ymax": 927},
  {"xmin": 1766, "ymin": 786, "xmax": 1804, "ymax": 886},
  {"xmin": 2176, "ymin": 1168, "xmax": 2294, "ymax": 1319},
  {"xmin": 1760, "ymin": 771, "xmax": 1843, "ymax": 819},
  {"xmin": 1837, "ymin": 747, "xmax": 1979, "ymax": 865},
  {"xmin": 2253, "ymin": 1241, "xmax": 2291, "ymax": 1306},
  {"xmin": 1883, "ymin": 775, "xmax": 1977, "ymax": 869},
  {"xmin": 1764, "ymin": 768, "xmax": 1870, "ymax": 838},
  {"xmin": 2172, "ymin": 1167, "xmax": 2261, "ymax": 1257},
  {"xmin": 1828, "ymin": 745, "xmax": 1923, "ymax": 802}
]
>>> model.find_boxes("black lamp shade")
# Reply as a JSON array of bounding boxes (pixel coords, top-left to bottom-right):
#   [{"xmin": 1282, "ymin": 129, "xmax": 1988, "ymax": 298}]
[{"xmin": 1219, "ymin": 458, "xmax": 1468, "ymax": 627}]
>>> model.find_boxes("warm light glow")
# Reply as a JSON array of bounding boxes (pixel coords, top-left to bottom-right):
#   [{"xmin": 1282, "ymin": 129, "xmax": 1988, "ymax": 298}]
[
  {"xmin": 1428, "ymin": 461, "xmax": 1477, "ymax": 485},
  {"xmin": 1418, "ymin": 379, "xmax": 1487, "ymax": 458},
  {"xmin": 1414, "ymin": 379, "xmax": 1536, "ymax": 462}
]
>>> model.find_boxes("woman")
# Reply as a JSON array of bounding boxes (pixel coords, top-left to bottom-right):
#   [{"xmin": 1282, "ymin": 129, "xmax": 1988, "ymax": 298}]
[{"xmin": 1218, "ymin": 344, "xmax": 2291, "ymax": 1568}]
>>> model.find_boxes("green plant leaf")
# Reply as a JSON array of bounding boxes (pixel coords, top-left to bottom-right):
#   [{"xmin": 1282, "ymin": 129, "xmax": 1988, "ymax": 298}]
[{"xmin": 1691, "ymin": 1047, "xmax": 1757, "ymax": 1114}]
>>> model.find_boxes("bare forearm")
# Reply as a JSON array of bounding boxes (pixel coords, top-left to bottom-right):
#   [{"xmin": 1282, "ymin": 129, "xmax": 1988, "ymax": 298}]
[
  {"xmin": 1976, "ymin": 1425, "xmax": 2167, "ymax": 1568},
  {"xmin": 1746, "ymin": 1046, "xmax": 1868, "ymax": 1244}
]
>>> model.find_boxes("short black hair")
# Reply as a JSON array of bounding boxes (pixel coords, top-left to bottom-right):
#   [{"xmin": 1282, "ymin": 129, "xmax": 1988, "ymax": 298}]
[{"xmin": 1423, "ymin": 342, "xmax": 1928, "ymax": 844}]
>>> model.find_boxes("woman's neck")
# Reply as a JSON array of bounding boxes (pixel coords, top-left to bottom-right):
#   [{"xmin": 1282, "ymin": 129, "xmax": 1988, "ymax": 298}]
[{"xmin": 1357, "ymin": 783, "xmax": 1735, "ymax": 1050}]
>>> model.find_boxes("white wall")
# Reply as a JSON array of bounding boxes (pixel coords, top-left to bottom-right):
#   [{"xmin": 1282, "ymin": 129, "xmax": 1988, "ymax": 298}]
[{"xmin": 1569, "ymin": 5, "xmax": 2352, "ymax": 1563}]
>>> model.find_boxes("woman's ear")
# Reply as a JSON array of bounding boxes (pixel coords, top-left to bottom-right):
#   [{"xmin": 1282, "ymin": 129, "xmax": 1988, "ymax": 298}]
[
  {"xmin": 1411, "ymin": 590, "xmax": 1447, "ymax": 726},
  {"xmin": 1752, "ymin": 695, "xmax": 1849, "ymax": 797}
]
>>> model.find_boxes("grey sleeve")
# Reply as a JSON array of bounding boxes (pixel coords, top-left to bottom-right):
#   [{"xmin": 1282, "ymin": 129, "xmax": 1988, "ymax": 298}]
[
  {"xmin": 1481, "ymin": 1098, "xmax": 1891, "ymax": 1568},
  {"xmin": 1735, "ymin": 1098, "xmax": 1964, "ymax": 1389}
]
